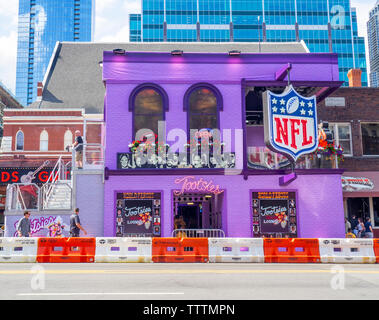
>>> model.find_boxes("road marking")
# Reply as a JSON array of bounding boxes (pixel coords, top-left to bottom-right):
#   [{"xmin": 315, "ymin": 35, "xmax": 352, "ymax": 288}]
[
  {"xmin": 18, "ymin": 292, "xmax": 185, "ymax": 296},
  {"xmin": 1, "ymin": 269, "xmax": 379, "ymax": 275}
]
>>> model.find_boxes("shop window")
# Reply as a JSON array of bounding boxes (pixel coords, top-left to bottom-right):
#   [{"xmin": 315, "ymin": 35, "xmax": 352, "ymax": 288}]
[
  {"xmin": 64, "ymin": 130, "xmax": 73, "ymax": 150},
  {"xmin": 373, "ymin": 197, "xmax": 379, "ymax": 227},
  {"xmin": 361, "ymin": 123, "xmax": 379, "ymax": 155},
  {"xmin": 39, "ymin": 130, "xmax": 48, "ymax": 151},
  {"xmin": 185, "ymin": 84, "xmax": 221, "ymax": 133},
  {"xmin": 246, "ymin": 88, "xmax": 264, "ymax": 126},
  {"xmin": 131, "ymin": 84, "xmax": 167, "ymax": 140},
  {"xmin": 329, "ymin": 123, "xmax": 353, "ymax": 156},
  {"xmin": 16, "ymin": 130, "xmax": 24, "ymax": 151}
]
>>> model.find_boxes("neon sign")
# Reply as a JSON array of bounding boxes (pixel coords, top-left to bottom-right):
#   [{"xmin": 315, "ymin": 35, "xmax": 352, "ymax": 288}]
[{"xmin": 174, "ymin": 176, "xmax": 224, "ymax": 196}]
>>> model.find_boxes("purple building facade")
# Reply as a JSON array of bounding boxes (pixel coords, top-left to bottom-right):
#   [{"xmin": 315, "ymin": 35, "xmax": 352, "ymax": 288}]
[{"xmin": 102, "ymin": 51, "xmax": 345, "ymax": 238}]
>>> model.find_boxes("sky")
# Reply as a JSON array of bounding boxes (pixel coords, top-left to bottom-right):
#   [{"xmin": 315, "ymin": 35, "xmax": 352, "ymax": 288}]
[{"xmin": 0, "ymin": 0, "xmax": 375, "ymax": 97}]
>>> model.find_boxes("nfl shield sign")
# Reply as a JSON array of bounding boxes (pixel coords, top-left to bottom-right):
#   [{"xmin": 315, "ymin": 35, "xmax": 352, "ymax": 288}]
[{"xmin": 264, "ymin": 85, "xmax": 318, "ymax": 162}]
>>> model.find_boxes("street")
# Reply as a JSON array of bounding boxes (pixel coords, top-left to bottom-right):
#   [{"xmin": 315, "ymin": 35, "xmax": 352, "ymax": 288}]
[{"xmin": 0, "ymin": 263, "xmax": 378, "ymax": 300}]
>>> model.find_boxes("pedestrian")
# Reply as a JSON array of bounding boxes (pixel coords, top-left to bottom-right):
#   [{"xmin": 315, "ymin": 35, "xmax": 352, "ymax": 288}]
[
  {"xmin": 70, "ymin": 208, "xmax": 87, "ymax": 237},
  {"xmin": 364, "ymin": 217, "xmax": 374, "ymax": 238},
  {"xmin": 350, "ymin": 215, "xmax": 358, "ymax": 233},
  {"xmin": 346, "ymin": 228, "xmax": 356, "ymax": 238},
  {"xmin": 17, "ymin": 211, "xmax": 31, "ymax": 237},
  {"xmin": 356, "ymin": 218, "xmax": 365, "ymax": 238},
  {"xmin": 345, "ymin": 218, "xmax": 351, "ymax": 234},
  {"xmin": 72, "ymin": 130, "xmax": 84, "ymax": 169}
]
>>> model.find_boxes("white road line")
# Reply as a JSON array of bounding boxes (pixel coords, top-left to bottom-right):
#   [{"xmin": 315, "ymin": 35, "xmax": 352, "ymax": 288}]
[{"xmin": 18, "ymin": 292, "xmax": 185, "ymax": 296}]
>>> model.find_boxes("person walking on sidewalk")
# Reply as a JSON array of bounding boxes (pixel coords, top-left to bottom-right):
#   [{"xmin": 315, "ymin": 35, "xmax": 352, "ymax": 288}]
[
  {"xmin": 17, "ymin": 211, "xmax": 31, "ymax": 237},
  {"xmin": 70, "ymin": 208, "xmax": 87, "ymax": 237}
]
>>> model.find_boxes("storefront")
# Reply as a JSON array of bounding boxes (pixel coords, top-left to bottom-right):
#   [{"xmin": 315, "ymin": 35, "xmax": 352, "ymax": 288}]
[
  {"xmin": 102, "ymin": 49, "xmax": 345, "ymax": 238},
  {"xmin": 342, "ymin": 172, "xmax": 379, "ymax": 237}
]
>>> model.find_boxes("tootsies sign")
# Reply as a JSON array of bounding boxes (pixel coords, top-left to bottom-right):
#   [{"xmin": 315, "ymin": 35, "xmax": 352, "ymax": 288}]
[{"xmin": 0, "ymin": 168, "xmax": 71, "ymax": 185}]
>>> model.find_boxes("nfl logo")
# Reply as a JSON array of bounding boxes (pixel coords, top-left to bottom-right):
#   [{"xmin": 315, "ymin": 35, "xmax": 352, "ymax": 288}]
[{"xmin": 264, "ymin": 85, "xmax": 318, "ymax": 162}]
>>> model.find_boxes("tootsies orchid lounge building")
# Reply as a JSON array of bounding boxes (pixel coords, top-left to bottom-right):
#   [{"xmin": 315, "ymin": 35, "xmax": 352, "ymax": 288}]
[{"xmin": 102, "ymin": 46, "xmax": 346, "ymax": 239}]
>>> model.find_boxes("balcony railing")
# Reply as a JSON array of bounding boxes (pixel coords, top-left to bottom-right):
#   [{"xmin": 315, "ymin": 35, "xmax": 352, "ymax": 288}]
[
  {"xmin": 5, "ymin": 157, "xmax": 73, "ymax": 213},
  {"xmin": 72, "ymin": 143, "xmax": 104, "ymax": 170},
  {"xmin": 247, "ymin": 147, "xmax": 338, "ymax": 170}
]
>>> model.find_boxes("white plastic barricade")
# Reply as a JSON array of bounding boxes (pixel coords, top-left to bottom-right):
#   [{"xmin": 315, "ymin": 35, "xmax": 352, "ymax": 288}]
[
  {"xmin": 319, "ymin": 239, "xmax": 376, "ymax": 264},
  {"xmin": 95, "ymin": 238, "xmax": 152, "ymax": 263},
  {"xmin": 208, "ymin": 238, "xmax": 264, "ymax": 263},
  {"xmin": 0, "ymin": 238, "xmax": 38, "ymax": 263}
]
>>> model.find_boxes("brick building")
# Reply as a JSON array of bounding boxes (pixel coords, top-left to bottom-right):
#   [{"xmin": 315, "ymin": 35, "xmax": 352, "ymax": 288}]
[{"xmin": 318, "ymin": 87, "xmax": 379, "ymax": 236}]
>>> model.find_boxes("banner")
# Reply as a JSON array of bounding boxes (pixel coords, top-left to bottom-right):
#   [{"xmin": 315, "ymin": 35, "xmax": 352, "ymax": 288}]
[
  {"xmin": 6, "ymin": 215, "xmax": 71, "ymax": 237},
  {"xmin": 0, "ymin": 167, "xmax": 71, "ymax": 185},
  {"xmin": 116, "ymin": 192, "xmax": 162, "ymax": 237},
  {"xmin": 252, "ymin": 191, "xmax": 298, "ymax": 238}
]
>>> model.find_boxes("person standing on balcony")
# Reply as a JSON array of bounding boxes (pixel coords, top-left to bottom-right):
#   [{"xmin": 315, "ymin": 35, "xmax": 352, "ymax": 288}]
[
  {"xmin": 72, "ymin": 130, "xmax": 84, "ymax": 169},
  {"xmin": 70, "ymin": 208, "xmax": 87, "ymax": 237},
  {"xmin": 17, "ymin": 211, "xmax": 31, "ymax": 237}
]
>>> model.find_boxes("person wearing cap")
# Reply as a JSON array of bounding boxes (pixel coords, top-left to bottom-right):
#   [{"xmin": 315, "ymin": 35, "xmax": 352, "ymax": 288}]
[{"xmin": 72, "ymin": 130, "xmax": 84, "ymax": 169}]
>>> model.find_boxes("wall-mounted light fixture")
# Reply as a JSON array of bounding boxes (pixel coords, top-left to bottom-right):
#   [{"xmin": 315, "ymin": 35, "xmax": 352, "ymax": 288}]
[
  {"xmin": 228, "ymin": 50, "xmax": 241, "ymax": 56},
  {"xmin": 171, "ymin": 50, "xmax": 183, "ymax": 56},
  {"xmin": 113, "ymin": 48, "xmax": 126, "ymax": 55}
]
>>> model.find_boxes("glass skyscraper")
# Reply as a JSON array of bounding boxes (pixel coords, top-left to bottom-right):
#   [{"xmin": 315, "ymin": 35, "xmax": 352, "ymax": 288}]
[
  {"xmin": 129, "ymin": 0, "xmax": 367, "ymax": 87},
  {"xmin": 368, "ymin": 1, "xmax": 379, "ymax": 87},
  {"xmin": 16, "ymin": 0, "xmax": 95, "ymax": 106}
]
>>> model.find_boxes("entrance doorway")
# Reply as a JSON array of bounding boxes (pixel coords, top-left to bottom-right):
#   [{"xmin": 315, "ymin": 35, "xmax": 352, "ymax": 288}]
[
  {"xmin": 178, "ymin": 204, "xmax": 201, "ymax": 229},
  {"xmin": 173, "ymin": 192, "xmax": 224, "ymax": 231},
  {"xmin": 347, "ymin": 197, "xmax": 370, "ymax": 221}
]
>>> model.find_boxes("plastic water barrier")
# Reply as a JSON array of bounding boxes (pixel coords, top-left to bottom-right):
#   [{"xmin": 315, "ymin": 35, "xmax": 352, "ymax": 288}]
[
  {"xmin": 0, "ymin": 238, "xmax": 38, "ymax": 263},
  {"xmin": 37, "ymin": 237, "xmax": 96, "ymax": 263},
  {"xmin": 152, "ymin": 238, "xmax": 209, "ymax": 263},
  {"xmin": 374, "ymin": 239, "xmax": 379, "ymax": 263},
  {"xmin": 263, "ymin": 238, "xmax": 321, "ymax": 263},
  {"xmin": 208, "ymin": 238, "xmax": 264, "ymax": 263},
  {"xmin": 95, "ymin": 238, "xmax": 152, "ymax": 263},
  {"xmin": 318, "ymin": 239, "xmax": 376, "ymax": 264}
]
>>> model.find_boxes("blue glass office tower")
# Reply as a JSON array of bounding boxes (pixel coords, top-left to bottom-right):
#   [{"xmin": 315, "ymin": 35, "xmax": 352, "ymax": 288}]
[
  {"xmin": 130, "ymin": 0, "xmax": 367, "ymax": 87},
  {"xmin": 368, "ymin": 1, "xmax": 379, "ymax": 87},
  {"xmin": 16, "ymin": 0, "xmax": 95, "ymax": 106}
]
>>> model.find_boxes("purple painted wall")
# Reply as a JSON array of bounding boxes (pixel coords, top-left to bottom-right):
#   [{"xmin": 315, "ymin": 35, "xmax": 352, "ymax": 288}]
[
  {"xmin": 102, "ymin": 51, "xmax": 344, "ymax": 238},
  {"xmin": 104, "ymin": 174, "xmax": 345, "ymax": 238}
]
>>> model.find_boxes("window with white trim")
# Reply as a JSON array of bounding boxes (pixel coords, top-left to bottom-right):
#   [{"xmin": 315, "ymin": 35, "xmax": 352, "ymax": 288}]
[
  {"xmin": 40, "ymin": 130, "xmax": 48, "ymax": 151},
  {"xmin": 329, "ymin": 123, "xmax": 353, "ymax": 156},
  {"xmin": 64, "ymin": 130, "xmax": 73, "ymax": 150},
  {"xmin": 16, "ymin": 130, "xmax": 24, "ymax": 151}
]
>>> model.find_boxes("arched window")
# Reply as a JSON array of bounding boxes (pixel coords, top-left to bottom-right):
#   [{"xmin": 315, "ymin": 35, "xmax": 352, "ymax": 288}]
[
  {"xmin": 16, "ymin": 130, "xmax": 24, "ymax": 151},
  {"xmin": 131, "ymin": 84, "xmax": 167, "ymax": 140},
  {"xmin": 39, "ymin": 130, "xmax": 48, "ymax": 151},
  {"xmin": 185, "ymin": 84, "xmax": 222, "ymax": 133},
  {"xmin": 64, "ymin": 130, "xmax": 73, "ymax": 150}
]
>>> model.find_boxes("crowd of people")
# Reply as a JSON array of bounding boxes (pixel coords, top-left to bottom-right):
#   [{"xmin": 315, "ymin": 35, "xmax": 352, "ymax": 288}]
[{"xmin": 345, "ymin": 215, "xmax": 374, "ymax": 238}]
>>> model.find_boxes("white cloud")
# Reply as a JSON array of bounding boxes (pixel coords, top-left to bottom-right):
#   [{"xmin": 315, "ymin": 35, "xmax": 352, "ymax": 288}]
[
  {"xmin": 94, "ymin": 0, "xmax": 141, "ymax": 42},
  {"xmin": 0, "ymin": 0, "xmax": 18, "ymax": 95}
]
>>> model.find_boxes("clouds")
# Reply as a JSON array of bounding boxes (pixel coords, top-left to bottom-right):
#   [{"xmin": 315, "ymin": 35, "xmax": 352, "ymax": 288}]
[
  {"xmin": 94, "ymin": 0, "xmax": 140, "ymax": 42},
  {"xmin": 0, "ymin": 0, "xmax": 18, "ymax": 95}
]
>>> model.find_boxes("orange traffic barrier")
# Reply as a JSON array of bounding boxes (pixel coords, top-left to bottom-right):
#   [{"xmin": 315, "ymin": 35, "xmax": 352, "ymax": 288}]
[
  {"xmin": 374, "ymin": 239, "xmax": 379, "ymax": 264},
  {"xmin": 263, "ymin": 238, "xmax": 321, "ymax": 263},
  {"xmin": 152, "ymin": 238, "xmax": 208, "ymax": 263},
  {"xmin": 37, "ymin": 237, "xmax": 96, "ymax": 263}
]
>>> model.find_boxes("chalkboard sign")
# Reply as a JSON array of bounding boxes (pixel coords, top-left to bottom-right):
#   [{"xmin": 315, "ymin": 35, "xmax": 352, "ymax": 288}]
[
  {"xmin": 116, "ymin": 192, "xmax": 161, "ymax": 237},
  {"xmin": 252, "ymin": 191, "xmax": 297, "ymax": 238}
]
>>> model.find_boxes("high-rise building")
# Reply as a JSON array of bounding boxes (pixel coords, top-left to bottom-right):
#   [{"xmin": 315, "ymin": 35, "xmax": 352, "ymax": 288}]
[
  {"xmin": 16, "ymin": 0, "xmax": 95, "ymax": 106},
  {"xmin": 130, "ymin": 0, "xmax": 367, "ymax": 87},
  {"xmin": 368, "ymin": 1, "xmax": 379, "ymax": 87}
]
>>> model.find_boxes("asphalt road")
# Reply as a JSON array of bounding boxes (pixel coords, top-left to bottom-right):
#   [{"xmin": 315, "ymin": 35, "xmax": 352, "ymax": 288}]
[{"xmin": 0, "ymin": 263, "xmax": 378, "ymax": 300}]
